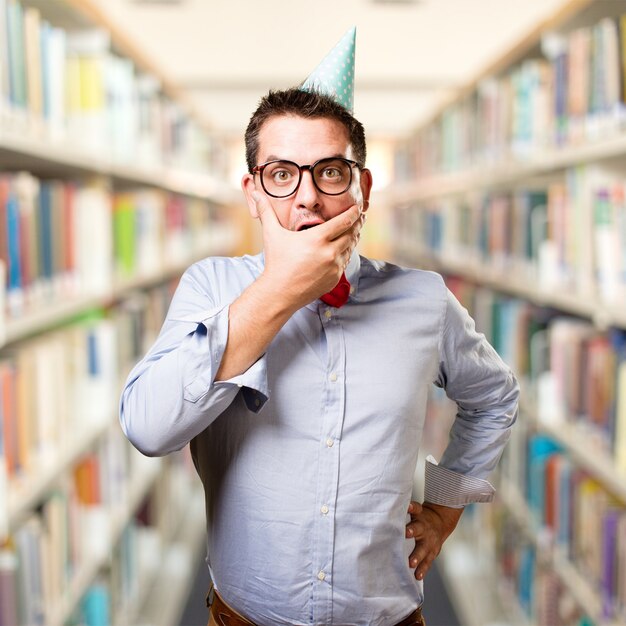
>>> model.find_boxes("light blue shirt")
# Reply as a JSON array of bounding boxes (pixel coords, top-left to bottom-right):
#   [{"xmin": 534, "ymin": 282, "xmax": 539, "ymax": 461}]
[{"xmin": 120, "ymin": 252, "xmax": 519, "ymax": 626}]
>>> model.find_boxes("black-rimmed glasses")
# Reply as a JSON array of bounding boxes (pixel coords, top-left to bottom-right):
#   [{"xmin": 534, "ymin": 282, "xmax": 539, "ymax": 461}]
[{"xmin": 252, "ymin": 157, "xmax": 360, "ymax": 198}]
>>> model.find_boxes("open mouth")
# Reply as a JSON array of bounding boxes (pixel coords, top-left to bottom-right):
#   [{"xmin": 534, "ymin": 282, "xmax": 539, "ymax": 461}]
[{"xmin": 296, "ymin": 220, "xmax": 324, "ymax": 231}]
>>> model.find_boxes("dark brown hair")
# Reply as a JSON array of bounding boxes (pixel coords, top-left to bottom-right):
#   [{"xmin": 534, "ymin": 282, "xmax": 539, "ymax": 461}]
[{"xmin": 244, "ymin": 88, "xmax": 367, "ymax": 173}]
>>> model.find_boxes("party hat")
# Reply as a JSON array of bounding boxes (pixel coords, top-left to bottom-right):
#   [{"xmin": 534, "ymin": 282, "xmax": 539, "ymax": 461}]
[{"xmin": 300, "ymin": 27, "xmax": 356, "ymax": 113}]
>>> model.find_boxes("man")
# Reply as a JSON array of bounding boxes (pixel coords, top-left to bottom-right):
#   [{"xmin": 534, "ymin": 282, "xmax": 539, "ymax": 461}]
[{"xmin": 120, "ymin": 29, "xmax": 518, "ymax": 626}]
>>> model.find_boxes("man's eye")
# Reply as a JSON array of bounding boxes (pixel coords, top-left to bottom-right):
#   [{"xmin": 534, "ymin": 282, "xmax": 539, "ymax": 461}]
[
  {"xmin": 272, "ymin": 170, "xmax": 292, "ymax": 183},
  {"xmin": 322, "ymin": 168, "xmax": 341, "ymax": 179}
]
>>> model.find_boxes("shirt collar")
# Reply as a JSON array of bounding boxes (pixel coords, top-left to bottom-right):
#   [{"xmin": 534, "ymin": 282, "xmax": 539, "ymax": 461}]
[{"xmin": 345, "ymin": 250, "xmax": 361, "ymax": 293}]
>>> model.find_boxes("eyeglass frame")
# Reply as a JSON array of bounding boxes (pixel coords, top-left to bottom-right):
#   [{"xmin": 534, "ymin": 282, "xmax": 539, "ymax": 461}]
[{"xmin": 252, "ymin": 157, "xmax": 361, "ymax": 198}]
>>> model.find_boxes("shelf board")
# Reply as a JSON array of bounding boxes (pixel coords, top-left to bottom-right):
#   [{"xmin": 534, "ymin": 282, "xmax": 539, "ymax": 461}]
[
  {"xmin": 0, "ymin": 125, "xmax": 236, "ymax": 201},
  {"xmin": 394, "ymin": 247, "xmax": 626, "ymax": 329},
  {"xmin": 2, "ymin": 255, "xmax": 211, "ymax": 347},
  {"xmin": 517, "ymin": 394, "xmax": 626, "ymax": 503},
  {"xmin": 4, "ymin": 291, "xmax": 115, "ymax": 346},
  {"xmin": 48, "ymin": 457, "xmax": 163, "ymax": 626},
  {"xmin": 391, "ymin": 131, "xmax": 626, "ymax": 203},
  {"xmin": 6, "ymin": 415, "xmax": 112, "ymax": 534},
  {"xmin": 536, "ymin": 417, "xmax": 626, "ymax": 503}
]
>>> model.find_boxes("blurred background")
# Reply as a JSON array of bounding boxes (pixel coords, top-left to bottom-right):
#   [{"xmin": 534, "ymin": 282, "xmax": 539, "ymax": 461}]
[{"xmin": 1, "ymin": 1, "xmax": 625, "ymax": 625}]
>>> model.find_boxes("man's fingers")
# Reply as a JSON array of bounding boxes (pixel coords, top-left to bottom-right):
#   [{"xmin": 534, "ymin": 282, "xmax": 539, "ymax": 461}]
[
  {"xmin": 252, "ymin": 191, "xmax": 281, "ymax": 230},
  {"xmin": 409, "ymin": 545, "xmax": 435, "ymax": 580},
  {"xmin": 408, "ymin": 501, "xmax": 423, "ymax": 516},
  {"xmin": 331, "ymin": 227, "xmax": 360, "ymax": 259},
  {"xmin": 405, "ymin": 520, "xmax": 426, "ymax": 539},
  {"xmin": 319, "ymin": 204, "xmax": 362, "ymax": 241},
  {"xmin": 409, "ymin": 543, "xmax": 427, "ymax": 569}
]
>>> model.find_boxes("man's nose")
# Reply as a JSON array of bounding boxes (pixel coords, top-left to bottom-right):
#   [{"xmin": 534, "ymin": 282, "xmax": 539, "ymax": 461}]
[{"xmin": 294, "ymin": 169, "xmax": 321, "ymax": 207}]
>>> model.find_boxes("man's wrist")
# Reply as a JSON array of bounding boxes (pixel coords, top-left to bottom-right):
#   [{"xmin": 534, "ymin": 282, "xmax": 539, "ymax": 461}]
[{"xmin": 253, "ymin": 273, "xmax": 304, "ymax": 318}]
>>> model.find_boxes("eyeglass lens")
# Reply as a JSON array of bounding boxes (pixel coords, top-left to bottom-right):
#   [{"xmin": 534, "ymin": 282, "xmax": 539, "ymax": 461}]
[{"xmin": 261, "ymin": 158, "xmax": 353, "ymax": 197}]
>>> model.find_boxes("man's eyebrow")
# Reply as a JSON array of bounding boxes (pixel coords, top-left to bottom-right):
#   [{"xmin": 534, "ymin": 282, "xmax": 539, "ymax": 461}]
[{"xmin": 262, "ymin": 153, "xmax": 347, "ymax": 163}]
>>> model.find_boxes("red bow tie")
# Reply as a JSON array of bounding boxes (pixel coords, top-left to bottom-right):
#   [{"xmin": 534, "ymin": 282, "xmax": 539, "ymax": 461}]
[{"xmin": 320, "ymin": 272, "xmax": 351, "ymax": 308}]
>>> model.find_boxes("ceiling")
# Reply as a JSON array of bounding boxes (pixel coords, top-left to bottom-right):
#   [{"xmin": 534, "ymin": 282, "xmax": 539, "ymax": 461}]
[{"xmin": 91, "ymin": 0, "xmax": 571, "ymax": 139}]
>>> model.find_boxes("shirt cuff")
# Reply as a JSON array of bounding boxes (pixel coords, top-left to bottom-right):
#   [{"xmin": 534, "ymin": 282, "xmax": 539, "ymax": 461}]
[
  {"xmin": 172, "ymin": 305, "xmax": 269, "ymax": 411},
  {"xmin": 424, "ymin": 455, "xmax": 495, "ymax": 508},
  {"xmin": 216, "ymin": 355, "xmax": 269, "ymax": 413}
]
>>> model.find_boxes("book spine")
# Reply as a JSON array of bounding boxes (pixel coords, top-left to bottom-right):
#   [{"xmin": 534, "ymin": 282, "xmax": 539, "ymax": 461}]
[
  {"xmin": 81, "ymin": 580, "xmax": 110, "ymax": 626},
  {"xmin": 0, "ymin": 364, "xmax": 6, "ymax": 539},
  {"xmin": 602, "ymin": 510, "xmax": 620, "ymax": 619},
  {"xmin": 0, "ymin": 0, "xmax": 7, "ymax": 111},
  {"xmin": 5, "ymin": 180, "xmax": 22, "ymax": 316},
  {"xmin": 23, "ymin": 5, "xmax": 41, "ymax": 120},
  {"xmin": 6, "ymin": 0, "xmax": 24, "ymax": 110},
  {"xmin": 0, "ymin": 547, "xmax": 19, "ymax": 626},
  {"xmin": 38, "ymin": 181, "xmax": 52, "ymax": 287}
]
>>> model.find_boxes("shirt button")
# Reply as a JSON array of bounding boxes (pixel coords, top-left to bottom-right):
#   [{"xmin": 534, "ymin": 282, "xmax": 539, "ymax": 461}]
[
  {"xmin": 329, "ymin": 372, "xmax": 338, "ymax": 382},
  {"xmin": 326, "ymin": 438, "xmax": 334, "ymax": 448},
  {"xmin": 254, "ymin": 398, "xmax": 260, "ymax": 407},
  {"xmin": 317, "ymin": 571, "xmax": 326, "ymax": 581},
  {"xmin": 321, "ymin": 505, "xmax": 329, "ymax": 515},
  {"xmin": 324, "ymin": 309, "xmax": 332, "ymax": 320}
]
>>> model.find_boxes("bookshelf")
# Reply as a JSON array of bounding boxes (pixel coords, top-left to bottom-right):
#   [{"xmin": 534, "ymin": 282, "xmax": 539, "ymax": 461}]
[
  {"xmin": 0, "ymin": 0, "xmax": 236, "ymax": 624},
  {"xmin": 2, "ymin": 250, "xmax": 235, "ymax": 347},
  {"xmin": 48, "ymin": 454, "xmax": 162, "ymax": 626},
  {"xmin": 498, "ymin": 477, "xmax": 624, "ymax": 626},
  {"xmin": 391, "ymin": 0, "xmax": 626, "ymax": 625},
  {"xmin": 0, "ymin": 126, "xmax": 237, "ymax": 202},
  {"xmin": 394, "ymin": 247, "xmax": 626, "ymax": 329},
  {"xmin": 535, "ymin": 413, "xmax": 626, "ymax": 502},
  {"xmin": 7, "ymin": 411, "xmax": 110, "ymax": 531},
  {"xmin": 131, "ymin": 497, "xmax": 206, "ymax": 626}
]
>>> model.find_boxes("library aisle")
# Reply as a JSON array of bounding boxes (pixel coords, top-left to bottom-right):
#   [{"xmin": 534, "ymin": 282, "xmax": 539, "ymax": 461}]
[{"xmin": 1, "ymin": 1, "xmax": 626, "ymax": 626}]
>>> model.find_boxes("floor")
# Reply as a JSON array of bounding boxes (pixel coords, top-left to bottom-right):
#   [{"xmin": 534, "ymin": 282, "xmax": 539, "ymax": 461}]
[{"xmin": 178, "ymin": 560, "xmax": 461, "ymax": 626}]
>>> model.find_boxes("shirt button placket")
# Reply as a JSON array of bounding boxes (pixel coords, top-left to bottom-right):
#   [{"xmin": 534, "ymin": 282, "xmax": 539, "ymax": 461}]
[{"xmin": 315, "ymin": 304, "xmax": 344, "ymax": 623}]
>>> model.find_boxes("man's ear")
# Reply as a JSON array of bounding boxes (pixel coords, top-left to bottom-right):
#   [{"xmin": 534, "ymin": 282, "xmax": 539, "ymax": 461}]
[
  {"xmin": 241, "ymin": 173, "xmax": 260, "ymax": 218},
  {"xmin": 359, "ymin": 168, "xmax": 373, "ymax": 212}
]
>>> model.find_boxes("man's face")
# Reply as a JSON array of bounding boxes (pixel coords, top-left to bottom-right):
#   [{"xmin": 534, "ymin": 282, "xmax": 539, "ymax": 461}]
[{"xmin": 242, "ymin": 115, "xmax": 371, "ymax": 230}]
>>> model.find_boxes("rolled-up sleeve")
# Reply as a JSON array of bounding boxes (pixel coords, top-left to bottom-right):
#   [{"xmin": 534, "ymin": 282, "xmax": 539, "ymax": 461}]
[
  {"xmin": 119, "ymin": 263, "xmax": 269, "ymax": 457},
  {"xmin": 428, "ymin": 288, "xmax": 519, "ymax": 501}
]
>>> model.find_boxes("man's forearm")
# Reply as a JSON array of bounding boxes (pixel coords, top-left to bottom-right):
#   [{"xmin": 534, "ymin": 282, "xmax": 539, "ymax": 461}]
[
  {"xmin": 213, "ymin": 193, "xmax": 363, "ymax": 382},
  {"xmin": 215, "ymin": 275, "xmax": 300, "ymax": 381}
]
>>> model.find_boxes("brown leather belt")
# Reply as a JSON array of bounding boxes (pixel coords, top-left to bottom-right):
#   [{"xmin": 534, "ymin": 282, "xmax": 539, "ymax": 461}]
[{"xmin": 209, "ymin": 589, "xmax": 425, "ymax": 626}]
